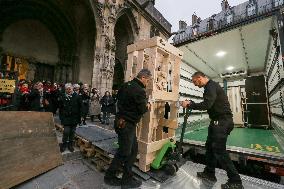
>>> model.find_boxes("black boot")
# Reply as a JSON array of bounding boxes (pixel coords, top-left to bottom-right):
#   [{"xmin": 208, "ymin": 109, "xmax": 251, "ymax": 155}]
[
  {"xmin": 121, "ymin": 176, "xmax": 142, "ymax": 189},
  {"xmin": 68, "ymin": 141, "xmax": 75, "ymax": 152},
  {"xmin": 104, "ymin": 172, "xmax": 121, "ymax": 186},
  {"xmin": 197, "ymin": 171, "xmax": 217, "ymax": 182},
  {"xmin": 221, "ymin": 181, "xmax": 244, "ymax": 189},
  {"xmin": 98, "ymin": 114, "xmax": 102, "ymax": 122},
  {"xmin": 91, "ymin": 115, "xmax": 94, "ymax": 122},
  {"xmin": 60, "ymin": 142, "xmax": 67, "ymax": 153}
]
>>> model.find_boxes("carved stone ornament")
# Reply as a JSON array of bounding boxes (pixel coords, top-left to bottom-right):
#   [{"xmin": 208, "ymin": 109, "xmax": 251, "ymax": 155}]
[
  {"xmin": 104, "ymin": 52, "xmax": 110, "ymax": 69},
  {"xmin": 96, "ymin": 2, "xmax": 104, "ymax": 21},
  {"xmin": 105, "ymin": 36, "xmax": 111, "ymax": 50},
  {"xmin": 106, "ymin": 70, "xmax": 113, "ymax": 79},
  {"xmin": 111, "ymin": 38, "xmax": 116, "ymax": 51},
  {"xmin": 143, "ymin": 53, "xmax": 150, "ymax": 68}
]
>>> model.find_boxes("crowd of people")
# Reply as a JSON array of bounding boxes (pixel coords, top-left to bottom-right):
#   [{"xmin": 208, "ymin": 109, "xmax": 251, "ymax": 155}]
[
  {"xmin": 14, "ymin": 79, "xmax": 118, "ymax": 153},
  {"xmin": 14, "ymin": 79, "xmax": 118, "ymax": 125}
]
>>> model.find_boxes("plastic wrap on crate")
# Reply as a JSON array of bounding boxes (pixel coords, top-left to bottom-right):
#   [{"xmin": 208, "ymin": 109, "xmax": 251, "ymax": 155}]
[
  {"xmin": 75, "ymin": 126, "xmax": 117, "ymax": 142},
  {"xmin": 102, "ymin": 161, "xmax": 284, "ymax": 189},
  {"xmin": 94, "ymin": 137, "xmax": 118, "ymax": 155}
]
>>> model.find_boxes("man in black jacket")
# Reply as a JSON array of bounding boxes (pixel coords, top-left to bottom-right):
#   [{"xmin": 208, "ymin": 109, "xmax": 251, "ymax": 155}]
[
  {"xmin": 29, "ymin": 82, "xmax": 48, "ymax": 112},
  {"xmin": 58, "ymin": 83, "xmax": 82, "ymax": 152},
  {"xmin": 181, "ymin": 72, "xmax": 243, "ymax": 189},
  {"xmin": 104, "ymin": 69, "xmax": 152, "ymax": 189}
]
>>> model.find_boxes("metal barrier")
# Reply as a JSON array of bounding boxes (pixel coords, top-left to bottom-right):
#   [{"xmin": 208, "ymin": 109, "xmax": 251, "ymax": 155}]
[{"xmin": 0, "ymin": 104, "xmax": 15, "ymax": 111}]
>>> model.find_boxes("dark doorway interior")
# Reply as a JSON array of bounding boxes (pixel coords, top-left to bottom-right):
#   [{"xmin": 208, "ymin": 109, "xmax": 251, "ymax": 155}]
[
  {"xmin": 113, "ymin": 59, "xmax": 124, "ymax": 90},
  {"xmin": 34, "ymin": 64, "xmax": 54, "ymax": 82},
  {"xmin": 114, "ymin": 13, "xmax": 134, "ymax": 90}
]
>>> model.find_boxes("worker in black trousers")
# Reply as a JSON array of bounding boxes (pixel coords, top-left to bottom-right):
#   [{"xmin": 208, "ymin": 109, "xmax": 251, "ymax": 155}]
[
  {"xmin": 104, "ymin": 69, "xmax": 152, "ymax": 189},
  {"xmin": 58, "ymin": 83, "xmax": 82, "ymax": 152},
  {"xmin": 182, "ymin": 71, "xmax": 244, "ymax": 189}
]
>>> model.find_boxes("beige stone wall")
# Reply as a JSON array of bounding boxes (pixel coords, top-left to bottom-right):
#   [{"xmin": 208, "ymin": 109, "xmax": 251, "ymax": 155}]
[
  {"xmin": 132, "ymin": 9, "xmax": 151, "ymax": 40},
  {"xmin": 90, "ymin": 0, "xmax": 170, "ymax": 94}
]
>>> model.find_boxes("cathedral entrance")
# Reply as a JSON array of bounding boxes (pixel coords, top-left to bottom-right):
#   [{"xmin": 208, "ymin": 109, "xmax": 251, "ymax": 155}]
[
  {"xmin": 113, "ymin": 12, "xmax": 135, "ymax": 89},
  {"xmin": 112, "ymin": 59, "xmax": 124, "ymax": 90},
  {"xmin": 34, "ymin": 64, "xmax": 55, "ymax": 83},
  {"xmin": 0, "ymin": 0, "xmax": 96, "ymax": 84}
]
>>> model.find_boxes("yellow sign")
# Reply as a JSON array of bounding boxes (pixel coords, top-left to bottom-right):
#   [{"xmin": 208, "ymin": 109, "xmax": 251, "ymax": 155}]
[{"xmin": 0, "ymin": 79, "xmax": 16, "ymax": 93}]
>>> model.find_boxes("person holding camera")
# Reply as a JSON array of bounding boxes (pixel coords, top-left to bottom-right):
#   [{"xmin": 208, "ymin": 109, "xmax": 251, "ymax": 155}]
[
  {"xmin": 104, "ymin": 69, "xmax": 152, "ymax": 189},
  {"xmin": 58, "ymin": 83, "xmax": 82, "ymax": 152}
]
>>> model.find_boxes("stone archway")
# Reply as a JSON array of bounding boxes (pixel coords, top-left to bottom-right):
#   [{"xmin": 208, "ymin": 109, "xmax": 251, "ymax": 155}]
[
  {"xmin": 0, "ymin": 0, "xmax": 96, "ymax": 83},
  {"xmin": 113, "ymin": 12, "xmax": 135, "ymax": 89}
]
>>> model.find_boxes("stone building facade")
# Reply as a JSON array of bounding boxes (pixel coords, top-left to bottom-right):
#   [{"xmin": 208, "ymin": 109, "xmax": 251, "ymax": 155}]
[
  {"xmin": 173, "ymin": 0, "xmax": 284, "ymax": 45},
  {"xmin": 0, "ymin": 0, "xmax": 171, "ymax": 93}
]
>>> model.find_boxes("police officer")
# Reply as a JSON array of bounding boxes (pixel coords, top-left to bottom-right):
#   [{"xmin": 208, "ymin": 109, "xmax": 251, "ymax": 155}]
[
  {"xmin": 58, "ymin": 83, "xmax": 82, "ymax": 152},
  {"xmin": 181, "ymin": 72, "xmax": 243, "ymax": 189},
  {"xmin": 104, "ymin": 69, "xmax": 152, "ymax": 189}
]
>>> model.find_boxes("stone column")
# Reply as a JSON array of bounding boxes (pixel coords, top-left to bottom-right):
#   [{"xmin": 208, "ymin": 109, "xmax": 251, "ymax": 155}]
[
  {"xmin": 91, "ymin": 0, "xmax": 118, "ymax": 94},
  {"xmin": 92, "ymin": 50, "xmax": 103, "ymax": 89}
]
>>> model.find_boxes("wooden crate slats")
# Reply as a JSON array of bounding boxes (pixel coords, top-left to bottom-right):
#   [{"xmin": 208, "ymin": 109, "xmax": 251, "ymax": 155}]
[{"xmin": 126, "ymin": 37, "xmax": 183, "ymax": 172}]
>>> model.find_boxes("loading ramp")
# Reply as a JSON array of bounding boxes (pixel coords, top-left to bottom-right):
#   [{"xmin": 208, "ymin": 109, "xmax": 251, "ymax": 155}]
[{"xmin": 177, "ymin": 124, "xmax": 284, "ymax": 167}]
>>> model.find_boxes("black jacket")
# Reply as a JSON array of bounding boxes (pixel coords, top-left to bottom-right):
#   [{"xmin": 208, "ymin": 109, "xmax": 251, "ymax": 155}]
[
  {"xmin": 58, "ymin": 92, "xmax": 82, "ymax": 125},
  {"xmin": 28, "ymin": 89, "xmax": 48, "ymax": 111},
  {"xmin": 190, "ymin": 80, "xmax": 232, "ymax": 120},
  {"xmin": 80, "ymin": 92, "xmax": 90, "ymax": 115},
  {"xmin": 100, "ymin": 95, "xmax": 115, "ymax": 113},
  {"xmin": 48, "ymin": 89, "xmax": 61, "ymax": 114},
  {"xmin": 15, "ymin": 89, "xmax": 30, "ymax": 111},
  {"xmin": 116, "ymin": 78, "xmax": 148, "ymax": 124}
]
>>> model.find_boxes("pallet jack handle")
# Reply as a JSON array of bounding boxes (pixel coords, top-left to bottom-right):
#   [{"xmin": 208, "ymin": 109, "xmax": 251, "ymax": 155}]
[{"xmin": 178, "ymin": 107, "xmax": 192, "ymax": 154}]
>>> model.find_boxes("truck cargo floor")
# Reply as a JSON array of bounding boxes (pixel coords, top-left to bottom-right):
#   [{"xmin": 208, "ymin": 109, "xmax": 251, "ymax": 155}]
[{"xmin": 182, "ymin": 127, "xmax": 284, "ymax": 160}]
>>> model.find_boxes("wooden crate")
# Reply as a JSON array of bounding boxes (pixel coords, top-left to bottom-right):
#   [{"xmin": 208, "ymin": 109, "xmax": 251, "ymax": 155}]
[
  {"xmin": 0, "ymin": 112, "xmax": 63, "ymax": 189},
  {"xmin": 76, "ymin": 136, "xmax": 92, "ymax": 148},
  {"xmin": 76, "ymin": 137, "xmax": 96, "ymax": 158},
  {"xmin": 91, "ymin": 157, "xmax": 110, "ymax": 172},
  {"xmin": 126, "ymin": 37, "xmax": 183, "ymax": 172}
]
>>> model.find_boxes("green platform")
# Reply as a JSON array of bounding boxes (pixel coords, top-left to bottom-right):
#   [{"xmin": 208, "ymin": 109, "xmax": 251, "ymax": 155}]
[{"xmin": 183, "ymin": 127, "xmax": 284, "ymax": 154}]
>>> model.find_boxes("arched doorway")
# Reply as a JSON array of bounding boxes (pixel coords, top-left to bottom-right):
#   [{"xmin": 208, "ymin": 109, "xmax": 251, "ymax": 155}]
[
  {"xmin": 113, "ymin": 12, "xmax": 135, "ymax": 89},
  {"xmin": 112, "ymin": 59, "xmax": 124, "ymax": 90},
  {"xmin": 0, "ymin": 0, "xmax": 96, "ymax": 84}
]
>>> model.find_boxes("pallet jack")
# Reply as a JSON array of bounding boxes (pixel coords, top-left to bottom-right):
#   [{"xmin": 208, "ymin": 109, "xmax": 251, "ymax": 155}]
[{"xmin": 151, "ymin": 107, "xmax": 192, "ymax": 175}]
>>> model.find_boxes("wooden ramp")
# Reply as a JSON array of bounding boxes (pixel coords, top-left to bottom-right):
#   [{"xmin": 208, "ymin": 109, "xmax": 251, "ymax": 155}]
[{"xmin": 0, "ymin": 111, "xmax": 63, "ymax": 189}]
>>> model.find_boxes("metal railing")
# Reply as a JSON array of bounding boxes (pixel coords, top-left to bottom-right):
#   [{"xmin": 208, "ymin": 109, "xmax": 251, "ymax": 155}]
[{"xmin": 0, "ymin": 104, "xmax": 15, "ymax": 111}]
